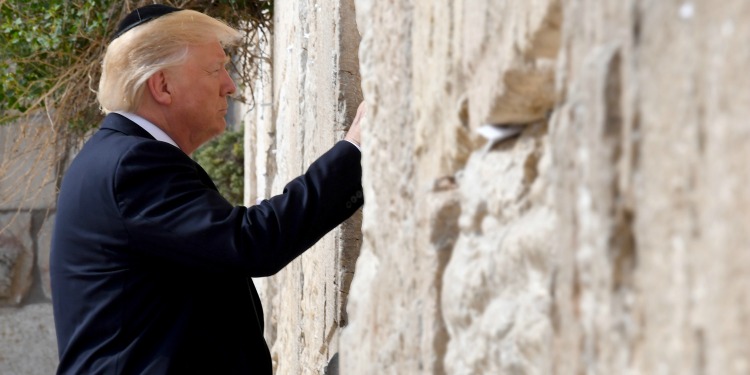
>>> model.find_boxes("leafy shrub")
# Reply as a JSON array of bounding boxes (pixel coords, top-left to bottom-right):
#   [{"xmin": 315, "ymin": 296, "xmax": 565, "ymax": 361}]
[{"xmin": 192, "ymin": 129, "xmax": 244, "ymax": 205}]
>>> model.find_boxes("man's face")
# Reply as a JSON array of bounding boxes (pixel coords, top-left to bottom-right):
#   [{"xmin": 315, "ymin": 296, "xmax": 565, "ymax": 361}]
[{"xmin": 166, "ymin": 41, "xmax": 236, "ymax": 151}]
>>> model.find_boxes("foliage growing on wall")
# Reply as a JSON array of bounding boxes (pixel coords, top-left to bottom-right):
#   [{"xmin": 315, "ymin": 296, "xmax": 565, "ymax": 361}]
[
  {"xmin": 0, "ymin": 0, "xmax": 109, "ymax": 131},
  {"xmin": 1, "ymin": 0, "xmax": 269, "ymax": 204},
  {"xmin": 0, "ymin": 0, "xmax": 272, "ymax": 134},
  {"xmin": 192, "ymin": 128, "xmax": 245, "ymax": 205}
]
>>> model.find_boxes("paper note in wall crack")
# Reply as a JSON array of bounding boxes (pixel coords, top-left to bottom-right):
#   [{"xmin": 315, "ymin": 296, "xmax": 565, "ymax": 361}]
[{"xmin": 477, "ymin": 124, "xmax": 524, "ymax": 152}]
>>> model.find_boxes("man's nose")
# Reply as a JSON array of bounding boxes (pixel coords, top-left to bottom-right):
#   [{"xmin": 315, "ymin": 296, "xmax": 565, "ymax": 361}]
[{"xmin": 222, "ymin": 69, "xmax": 236, "ymax": 97}]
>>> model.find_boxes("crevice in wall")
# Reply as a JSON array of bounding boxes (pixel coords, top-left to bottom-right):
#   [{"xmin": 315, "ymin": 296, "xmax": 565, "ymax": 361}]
[
  {"xmin": 610, "ymin": 209, "xmax": 636, "ymax": 292},
  {"xmin": 264, "ymin": 116, "xmax": 278, "ymax": 199},
  {"xmin": 602, "ymin": 45, "xmax": 640, "ymax": 368},
  {"xmin": 604, "ymin": 51, "xmax": 623, "ymax": 140},
  {"xmin": 452, "ymin": 94, "xmax": 481, "ymax": 174},
  {"xmin": 334, "ymin": 0, "xmax": 363, "ymax": 342},
  {"xmin": 336, "ymin": 210, "xmax": 362, "ymax": 328},
  {"xmin": 519, "ymin": 120, "xmax": 549, "ymax": 203},
  {"xmin": 694, "ymin": 328, "xmax": 706, "ymax": 375},
  {"xmin": 603, "ymin": 47, "xmax": 638, "ymax": 296},
  {"xmin": 430, "ymin": 194, "xmax": 461, "ymax": 375}
]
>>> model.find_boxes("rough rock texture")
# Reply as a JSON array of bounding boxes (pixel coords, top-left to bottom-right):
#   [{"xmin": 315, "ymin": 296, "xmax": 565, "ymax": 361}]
[
  {"xmin": 5, "ymin": 0, "xmax": 747, "ymax": 373},
  {"xmin": 244, "ymin": 0, "xmax": 362, "ymax": 374},
  {"xmin": 336, "ymin": 0, "xmax": 750, "ymax": 374},
  {"xmin": 340, "ymin": 0, "xmax": 560, "ymax": 373},
  {"xmin": 549, "ymin": 1, "xmax": 750, "ymax": 373}
]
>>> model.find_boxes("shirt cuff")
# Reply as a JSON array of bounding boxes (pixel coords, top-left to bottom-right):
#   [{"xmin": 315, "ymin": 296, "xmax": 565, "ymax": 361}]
[{"xmin": 343, "ymin": 139, "xmax": 361, "ymax": 152}]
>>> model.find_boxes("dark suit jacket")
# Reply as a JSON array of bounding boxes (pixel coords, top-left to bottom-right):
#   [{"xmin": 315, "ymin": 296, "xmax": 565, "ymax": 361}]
[{"xmin": 50, "ymin": 113, "xmax": 363, "ymax": 374}]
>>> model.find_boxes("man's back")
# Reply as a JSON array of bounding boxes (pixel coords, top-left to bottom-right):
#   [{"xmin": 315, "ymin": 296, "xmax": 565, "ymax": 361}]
[
  {"xmin": 52, "ymin": 112, "xmax": 363, "ymax": 373},
  {"xmin": 51, "ymin": 114, "xmax": 272, "ymax": 374}
]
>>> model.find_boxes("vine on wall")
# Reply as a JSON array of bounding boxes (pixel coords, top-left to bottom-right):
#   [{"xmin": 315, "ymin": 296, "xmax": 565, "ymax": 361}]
[
  {"xmin": 1, "ymin": 0, "xmax": 272, "ymax": 133},
  {"xmin": 0, "ymin": 0, "xmax": 270, "ymax": 204}
]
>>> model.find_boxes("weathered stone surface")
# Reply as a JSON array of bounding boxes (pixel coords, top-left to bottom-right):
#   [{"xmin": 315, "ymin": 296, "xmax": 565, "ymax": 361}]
[
  {"xmin": 442, "ymin": 124, "xmax": 556, "ymax": 375},
  {"xmin": 342, "ymin": 0, "xmax": 561, "ymax": 373},
  {"xmin": 340, "ymin": 0, "xmax": 750, "ymax": 374},
  {"xmin": 246, "ymin": 0, "xmax": 362, "ymax": 374},
  {"xmin": 0, "ymin": 304, "xmax": 58, "ymax": 374},
  {"xmin": 545, "ymin": 1, "xmax": 750, "ymax": 374},
  {"xmin": 0, "ymin": 213, "xmax": 34, "ymax": 306},
  {"xmin": 458, "ymin": 0, "xmax": 561, "ymax": 126},
  {"xmin": 246, "ymin": 0, "xmax": 750, "ymax": 373},
  {"xmin": 0, "ymin": 118, "xmax": 60, "ymax": 210}
]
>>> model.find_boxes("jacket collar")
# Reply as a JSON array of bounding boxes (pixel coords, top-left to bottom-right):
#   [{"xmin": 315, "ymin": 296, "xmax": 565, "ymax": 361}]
[
  {"xmin": 101, "ymin": 113, "xmax": 220, "ymax": 192},
  {"xmin": 100, "ymin": 112, "xmax": 156, "ymax": 140}
]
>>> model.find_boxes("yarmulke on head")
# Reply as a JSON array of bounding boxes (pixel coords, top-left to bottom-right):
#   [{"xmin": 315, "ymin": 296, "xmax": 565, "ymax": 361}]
[{"xmin": 112, "ymin": 4, "xmax": 183, "ymax": 40}]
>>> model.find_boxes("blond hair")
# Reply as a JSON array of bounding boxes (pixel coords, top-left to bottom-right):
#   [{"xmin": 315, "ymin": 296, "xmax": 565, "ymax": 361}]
[{"xmin": 98, "ymin": 10, "xmax": 241, "ymax": 113}]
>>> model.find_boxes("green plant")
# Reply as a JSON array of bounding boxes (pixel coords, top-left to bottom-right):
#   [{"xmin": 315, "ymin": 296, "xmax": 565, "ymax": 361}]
[
  {"xmin": 0, "ymin": 0, "xmax": 270, "ymax": 205},
  {"xmin": 192, "ymin": 128, "xmax": 244, "ymax": 205},
  {"xmin": 0, "ymin": 0, "xmax": 111, "ymax": 132},
  {"xmin": 0, "ymin": 0, "xmax": 272, "ymax": 134}
]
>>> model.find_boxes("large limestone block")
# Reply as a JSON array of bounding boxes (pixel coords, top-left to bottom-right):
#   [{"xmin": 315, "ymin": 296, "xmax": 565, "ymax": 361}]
[
  {"xmin": 285, "ymin": 0, "xmax": 750, "ymax": 373},
  {"xmin": 549, "ymin": 0, "xmax": 750, "ymax": 373},
  {"xmin": 442, "ymin": 124, "xmax": 555, "ymax": 375},
  {"xmin": 0, "ymin": 213, "xmax": 34, "ymax": 306},
  {"xmin": 257, "ymin": 1, "xmax": 362, "ymax": 374},
  {"xmin": 344, "ymin": 0, "xmax": 429, "ymax": 373},
  {"xmin": 0, "ymin": 303, "xmax": 58, "ymax": 374},
  {"xmin": 632, "ymin": 1, "xmax": 750, "ymax": 373},
  {"xmin": 344, "ymin": 0, "xmax": 562, "ymax": 373}
]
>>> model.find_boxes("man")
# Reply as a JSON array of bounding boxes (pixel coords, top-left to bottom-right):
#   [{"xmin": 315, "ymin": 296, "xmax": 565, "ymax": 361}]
[{"xmin": 50, "ymin": 5, "xmax": 364, "ymax": 374}]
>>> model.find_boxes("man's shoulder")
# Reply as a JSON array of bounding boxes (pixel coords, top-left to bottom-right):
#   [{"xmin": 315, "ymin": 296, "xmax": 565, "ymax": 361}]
[
  {"xmin": 63, "ymin": 123, "xmax": 184, "ymax": 193},
  {"xmin": 78, "ymin": 121, "xmax": 181, "ymax": 162}
]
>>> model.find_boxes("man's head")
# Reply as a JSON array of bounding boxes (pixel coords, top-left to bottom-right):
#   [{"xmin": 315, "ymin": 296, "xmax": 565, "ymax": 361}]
[
  {"xmin": 99, "ymin": 6, "xmax": 240, "ymax": 113},
  {"xmin": 98, "ymin": 6, "xmax": 240, "ymax": 153}
]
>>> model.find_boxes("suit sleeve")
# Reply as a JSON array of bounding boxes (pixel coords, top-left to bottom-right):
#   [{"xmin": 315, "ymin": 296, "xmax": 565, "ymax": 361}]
[{"xmin": 115, "ymin": 140, "xmax": 363, "ymax": 277}]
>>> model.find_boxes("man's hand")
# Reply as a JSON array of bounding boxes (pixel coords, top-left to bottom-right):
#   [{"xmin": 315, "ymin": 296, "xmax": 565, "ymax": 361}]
[{"xmin": 344, "ymin": 101, "xmax": 366, "ymax": 148}]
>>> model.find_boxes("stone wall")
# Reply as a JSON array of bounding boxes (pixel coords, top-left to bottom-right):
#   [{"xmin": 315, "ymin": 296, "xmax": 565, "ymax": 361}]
[
  {"xmin": 334, "ymin": 0, "xmax": 750, "ymax": 374},
  {"xmin": 243, "ymin": 0, "xmax": 362, "ymax": 373},
  {"xmin": 0, "ymin": 118, "xmax": 61, "ymax": 374},
  {"xmin": 0, "ymin": 0, "xmax": 726, "ymax": 373},
  {"xmin": 5, "ymin": 1, "xmax": 748, "ymax": 373}
]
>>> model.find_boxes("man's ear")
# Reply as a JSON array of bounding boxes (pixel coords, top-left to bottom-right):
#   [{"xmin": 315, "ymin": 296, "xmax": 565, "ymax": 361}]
[{"xmin": 146, "ymin": 71, "xmax": 172, "ymax": 105}]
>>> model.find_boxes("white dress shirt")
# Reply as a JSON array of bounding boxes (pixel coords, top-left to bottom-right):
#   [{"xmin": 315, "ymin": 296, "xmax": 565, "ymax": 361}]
[{"xmin": 114, "ymin": 111, "xmax": 180, "ymax": 150}]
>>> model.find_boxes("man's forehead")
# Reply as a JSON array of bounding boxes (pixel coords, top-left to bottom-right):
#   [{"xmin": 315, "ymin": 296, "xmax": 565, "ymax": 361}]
[{"xmin": 178, "ymin": 43, "xmax": 230, "ymax": 69}]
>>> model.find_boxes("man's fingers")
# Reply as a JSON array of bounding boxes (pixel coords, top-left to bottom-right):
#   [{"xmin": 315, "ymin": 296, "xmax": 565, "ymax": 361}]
[{"xmin": 353, "ymin": 101, "xmax": 366, "ymax": 126}]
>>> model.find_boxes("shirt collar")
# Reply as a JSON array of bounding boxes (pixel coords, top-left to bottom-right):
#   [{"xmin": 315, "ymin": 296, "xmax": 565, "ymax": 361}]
[{"xmin": 113, "ymin": 111, "xmax": 180, "ymax": 150}]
